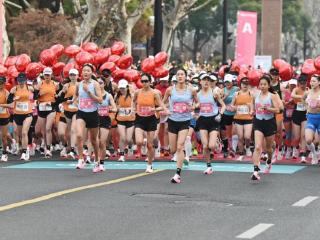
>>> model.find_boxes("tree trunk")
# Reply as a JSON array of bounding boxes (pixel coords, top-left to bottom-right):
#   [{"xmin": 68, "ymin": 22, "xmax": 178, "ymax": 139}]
[
  {"xmin": 193, "ymin": 28, "xmax": 200, "ymax": 62},
  {"xmin": 162, "ymin": 24, "xmax": 175, "ymax": 53},
  {"xmin": 119, "ymin": 27, "xmax": 132, "ymax": 55},
  {"xmin": 1, "ymin": 1, "xmax": 10, "ymax": 62}
]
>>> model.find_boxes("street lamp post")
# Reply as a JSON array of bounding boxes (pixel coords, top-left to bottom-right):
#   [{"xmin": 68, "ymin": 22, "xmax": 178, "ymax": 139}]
[
  {"xmin": 222, "ymin": 0, "xmax": 228, "ymax": 63},
  {"xmin": 154, "ymin": 0, "xmax": 163, "ymax": 55}
]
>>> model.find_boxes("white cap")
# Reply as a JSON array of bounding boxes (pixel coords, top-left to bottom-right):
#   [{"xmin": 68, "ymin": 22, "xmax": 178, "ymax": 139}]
[
  {"xmin": 69, "ymin": 68, "xmax": 79, "ymax": 75},
  {"xmin": 118, "ymin": 79, "xmax": 128, "ymax": 88},
  {"xmin": 224, "ymin": 74, "xmax": 233, "ymax": 83},
  {"xmin": 200, "ymin": 74, "xmax": 211, "ymax": 80},
  {"xmin": 199, "ymin": 70, "xmax": 207, "ymax": 75},
  {"xmin": 43, "ymin": 67, "xmax": 53, "ymax": 75},
  {"xmin": 210, "ymin": 75, "xmax": 217, "ymax": 81},
  {"xmin": 160, "ymin": 75, "xmax": 169, "ymax": 81},
  {"xmin": 289, "ymin": 79, "xmax": 297, "ymax": 85}
]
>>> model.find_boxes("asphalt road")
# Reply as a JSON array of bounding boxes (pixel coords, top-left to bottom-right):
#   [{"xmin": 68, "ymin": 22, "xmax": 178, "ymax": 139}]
[{"xmin": 0, "ymin": 158, "xmax": 319, "ymax": 240}]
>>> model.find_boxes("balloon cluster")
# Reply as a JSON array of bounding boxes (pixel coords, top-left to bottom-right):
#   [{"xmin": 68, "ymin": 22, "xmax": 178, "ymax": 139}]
[{"xmin": 0, "ymin": 41, "xmax": 169, "ymax": 90}]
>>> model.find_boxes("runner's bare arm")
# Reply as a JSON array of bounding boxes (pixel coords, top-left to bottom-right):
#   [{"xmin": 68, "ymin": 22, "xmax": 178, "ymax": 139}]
[
  {"xmin": 162, "ymin": 87, "xmax": 172, "ymax": 105},
  {"xmin": 89, "ymin": 81, "xmax": 103, "ymax": 103},
  {"xmin": 216, "ymin": 94, "xmax": 226, "ymax": 115},
  {"xmin": 108, "ymin": 95, "xmax": 117, "ymax": 113}
]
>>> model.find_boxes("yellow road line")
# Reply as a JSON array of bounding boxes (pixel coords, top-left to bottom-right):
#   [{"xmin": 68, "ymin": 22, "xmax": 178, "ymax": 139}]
[{"xmin": 0, "ymin": 170, "xmax": 164, "ymax": 212}]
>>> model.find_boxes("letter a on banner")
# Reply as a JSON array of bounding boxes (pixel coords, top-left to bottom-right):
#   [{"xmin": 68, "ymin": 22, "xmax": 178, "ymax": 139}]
[{"xmin": 235, "ymin": 11, "xmax": 257, "ymax": 66}]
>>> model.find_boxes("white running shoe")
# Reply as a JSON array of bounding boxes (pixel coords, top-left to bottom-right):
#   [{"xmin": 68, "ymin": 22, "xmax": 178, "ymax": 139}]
[
  {"xmin": 237, "ymin": 155, "xmax": 244, "ymax": 161},
  {"xmin": 292, "ymin": 148, "xmax": 299, "ymax": 159},
  {"xmin": 311, "ymin": 153, "xmax": 318, "ymax": 165},
  {"xmin": 20, "ymin": 153, "xmax": 27, "ymax": 161},
  {"xmin": 54, "ymin": 144, "xmax": 61, "ymax": 151},
  {"xmin": 128, "ymin": 148, "xmax": 134, "ymax": 156},
  {"xmin": 245, "ymin": 148, "xmax": 252, "ymax": 157},
  {"xmin": 300, "ymin": 156, "xmax": 307, "ymax": 163},
  {"xmin": 118, "ymin": 155, "xmax": 125, "ymax": 162},
  {"xmin": 1, "ymin": 154, "xmax": 8, "ymax": 162},
  {"xmin": 45, "ymin": 150, "xmax": 52, "ymax": 158},
  {"xmin": 85, "ymin": 155, "xmax": 92, "ymax": 164},
  {"xmin": 76, "ymin": 159, "xmax": 86, "ymax": 169},
  {"xmin": 285, "ymin": 148, "xmax": 292, "ymax": 160},
  {"xmin": 277, "ymin": 150, "xmax": 283, "ymax": 161},
  {"xmin": 145, "ymin": 164, "xmax": 153, "ymax": 173},
  {"xmin": 171, "ymin": 154, "xmax": 177, "ymax": 162},
  {"xmin": 60, "ymin": 147, "xmax": 67, "ymax": 157},
  {"xmin": 203, "ymin": 167, "xmax": 213, "ymax": 175},
  {"xmin": 155, "ymin": 147, "xmax": 161, "ymax": 158},
  {"xmin": 29, "ymin": 145, "xmax": 35, "ymax": 156},
  {"xmin": 68, "ymin": 151, "xmax": 76, "ymax": 159}
]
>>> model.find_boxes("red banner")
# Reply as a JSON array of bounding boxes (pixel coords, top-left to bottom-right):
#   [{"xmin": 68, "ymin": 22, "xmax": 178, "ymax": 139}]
[
  {"xmin": 235, "ymin": 11, "xmax": 257, "ymax": 66},
  {"xmin": 0, "ymin": 0, "xmax": 4, "ymax": 63}
]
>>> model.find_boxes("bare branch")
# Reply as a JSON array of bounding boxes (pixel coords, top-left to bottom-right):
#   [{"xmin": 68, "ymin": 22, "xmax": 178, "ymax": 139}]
[{"xmin": 189, "ymin": 0, "xmax": 212, "ymax": 13}]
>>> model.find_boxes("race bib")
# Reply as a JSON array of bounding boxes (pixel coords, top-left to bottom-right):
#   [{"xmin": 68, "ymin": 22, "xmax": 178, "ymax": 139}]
[
  {"xmin": 68, "ymin": 103, "xmax": 78, "ymax": 110},
  {"xmin": 137, "ymin": 106, "xmax": 154, "ymax": 116},
  {"xmin": 200, "ymin": 103, "xmax": 213, "ymax": 113},
  {"xmin": 118, "ymin": 107, "xmax": 132, "ymax": 116},
  {"xmin": 15, "ymin": 102, "xmax": 29, "ymax": 112},
  {"xmin": 39, "ymin": 102, "xmax": 52, "ymax": 111},
  {"xmin": 226, "ymin": 104, "xmax": 235, "ymax": 112},
  {"xmin": 256, "ymin": 103, "xmax": 271, "ymax": 115},
  {"xmin": 296, "ymin": 102, "xmax": 306, "ymax": 111},
  {"xmin": 286, "ymin": 109, "xmax": 293, "ymax": 118},
  {"xmin": 308, "ymin": 99, "xmax": 318, "ymax": 109},
  {"xmin": 237, "ymin": 105, "xmax": 249, "ymax": 115},
  {"xmin": 79, "ymin": 98, "xmax": 94, "ymax": 110},
  {"xmin": 98, "ymin": 106, "xmax": 109, "ymax": 116},
  {"xmin": 173, "ymin": 102, "xmax": 189, "ymax": 113},
  {"xmin": 0, "ymin": 106, "xmax": 7, "ymax": 114}
]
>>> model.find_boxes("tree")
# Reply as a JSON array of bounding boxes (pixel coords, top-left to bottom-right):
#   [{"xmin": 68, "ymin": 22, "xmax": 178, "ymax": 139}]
[
  {"xmin": 1, "ymin": 0, "xmax": 10, "ymax": 61},
  {"xmin": 161, "ymin": 0, "xmax": 213, "ymax": 53}
]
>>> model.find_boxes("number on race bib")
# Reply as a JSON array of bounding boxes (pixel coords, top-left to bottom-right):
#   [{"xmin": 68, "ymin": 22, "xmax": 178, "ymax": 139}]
[
  {"xmin": 173, "ymin": 102, "xmax": 188, "ymax": 113},
  {"xmin": 0, "ymin": 107, "xmax": 7, "ymax": 114},
  {"xmin": 237, "ymin": 105, "xmax": 249, "ymax": 115},
  {"xmin": 200, "ymin": 103, "xmax": 213, "ymax": 113},
  {"xmin": 15, "ymin": 102, "xmax": 29, "ymax": 112},
  {"xmin": 98, "ymin": 106, "xmax": 109, "ymax": 116},
  {"xmin": 296, "ymin": 102, "xmax": 306, "ymax": 111},
  {"xmin": 39, "ymin": 102, "xmax": 52, "ymax": 111},
  {"xmin": 79, "ymin": 98, "xmax": 94, "ymax": 110},
  {"xmin": 137, "ymin": 106, "xmax": 154, "ymax": 116},
  {"xmin": 118, "ymin": 108, "xmax": 132, "ymax": 116}
]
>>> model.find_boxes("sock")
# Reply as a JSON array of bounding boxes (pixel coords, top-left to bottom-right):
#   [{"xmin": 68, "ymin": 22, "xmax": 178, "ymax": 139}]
[
  {"xmin": 232, "ymin": 135, "xmax": 238, "ymax": 152},
  {"xmin": 222, "ymin": 139, "xmax": 228, "ymax": 152},
  {"xmin": 254, "ymin": 165, "xmax": 260, "ymax": 172},
  {"xmin": 307, "ymin": 143, "xmax": 316, "ymax": 155},
  {"xmin": 176, "ymin": 168, "xmax": 181, "ymax": 175},
  {"xmin": 207, "ymin": 162, "xmax": 212, "ymax": 167}
]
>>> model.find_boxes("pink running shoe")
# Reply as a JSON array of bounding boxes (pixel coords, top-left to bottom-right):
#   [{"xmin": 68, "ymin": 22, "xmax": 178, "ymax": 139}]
[
  {"xmin": 171, "ymin": 174, "xmax": 181, "ymax": 184},
  {"xmin": 204, "ymin": 167, "xmax": 214, "ymax": 175},
  {"xmin": 93, "ymin": 163, "xmax": 105, "ymax": 173},
  {"xmin": 251, "ymin": 171, "xmax": 260, "ymax": 181},
  {"xmin": 76, "ymin": 159, "xmax": 86, "ymax": 169},
  {"xmin": 264, "ymin": 162, "xmax": 272, "ymax": 174}
]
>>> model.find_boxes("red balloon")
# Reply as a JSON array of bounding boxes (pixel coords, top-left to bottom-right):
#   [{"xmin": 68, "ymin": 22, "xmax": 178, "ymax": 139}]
[
  {"xmin": 100, "ymin": 62, "xmax": 116, "ymax": 73},
  {"xmin": 4, "ymin": 82, "xmax": 13, "ymax": 91},
  {"xmin": 52, "ymin": 62, "xmax": 66, "ymax": 76},
  {"xmin": 124, "ymin": 70, "xmax": 141, "ymax": 82},
  {"xmin": 75, "ymin": 51, "xmax": 94, "ymax": 66},
  {"xmin": 154, "ymin": 52, "xmax": 168, "ymax": 67},
  {"xmin": 7, "ymin": 66, "xmax": 19, "ymax": 79},
  {"xmin": 0, "ymin": 65, "xmax": 8, "ymax": 76},
  {"xmin": 111, "ymin": 41, "xmax": 125, "ymax": 55},
  {"xmin": 247, "ymin": 69, "xmax": 262, "ymax": 87},
  {"xmin": 15, "ymin": 54, "xmax": 31, "ymax": 72},
  {"xmin": 230, "ymin": 61, "xmax": 240, "ymax": 73},
  {"xmin": 237, "ymin": 73, "xmax": 247, "ymax": 84},
  {"xmin": 141, "ymin": 57, "xmax": 155, "ymax": 74},
  {"xmin": 314, "ymin": 56, "xmax": 320, "ymax": 70},
  {"xmin": 279, "ymin": 63, "xmax": 293, "ymax": 81},
  {"xmin": 82, "ymin": 42, "xmax": 98, "ymax": 54},
  {"xmin": 135, "ymin": 78, "xmax": 143, "ymax": 89},
  {"xmin": 273, "ymin": 59, "xmax": 286, "ymax": 69},
  {"xmin": 64, "ymin": 45, "xmax": 81, "ymax": 58},
  {"xmin": 152, "ymin": 66, "xmax": 169, "ymax": 78},
  {"xmin": 239, "ymin": 65, "xmax": 249, "ymax": 75},
  {"xmin": 112, "ymin": 69, "xmax": 126, "ymax": 81},
  {"xmin": 50, "ymin": 44, "xmax": 65, "ymax": 58},
  {"xmin": 302, "ymin": 59, "xmax": 317, "ymax": 76},
  {"xmin": 63, "ymin": 62, "xmax": 76, "ymax": 78},
  {"xmin": 117, "ymin": 55, "xmax": 133, "ymax": 69},
  {"xmin": 218, "ymin": 65, "xmax": 227, "ymax": 78},
  {"xmin": 26, "ymin": 62, "xmax": 43, "ymax": 80},
  {"xmin": 108, "ymin": 55, "xmax": 121, "ymax": 64},
  {"xmin": 40, "ymin": 49, "xmax": 56, "ymax": 66},
  {"xmin": 4, "ymin": 56, "xmax": 18, "ymax": 68},
  {"xmin": 94, "ymin": 48, "xmax": 111, "ymax": 65}
]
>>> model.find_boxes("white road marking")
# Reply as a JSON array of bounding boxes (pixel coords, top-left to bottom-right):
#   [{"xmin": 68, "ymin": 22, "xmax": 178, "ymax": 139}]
[
  {"xmin": 292, "ymin": 196, "xmax": 319, "ymax": 207},
  {"xmin": 236, "ymin": 223, "xmax": 274, "ymax": 239}
]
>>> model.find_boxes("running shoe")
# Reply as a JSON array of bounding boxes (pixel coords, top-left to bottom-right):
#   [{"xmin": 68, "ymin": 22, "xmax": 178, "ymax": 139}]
[
  {"xmin": 223, "ymin": 151, "xmax": 228, "ymax": 158},
  {"xmin": 76, "ymin": 159, "xmax": 86, "ymax": 169},
  {"xmin": 300, "ymin": 156, "xmax": 307, "ymax": 163},
  {"xmin": 264, "ymin": 162, "xmax": 272, "ymax": 174},
  {"xmin": 118, "ymin": 155, "xmax": 125, "ymax": 162},
  {"xmin": 237, "ymin": 155, "xmax": 244, "ymax": 161},
  {"xmin": 105, "ymin": 149, "xmax": 111, "ymax": 158},
  {"xmin": 20, "ymin": 153, "xmax": 27, "ymax": 161},
  {"xmin": 285, "ymin": 148, "xmax": 292, "ymax": 160},
  {"xmin": 127, "ymin": 148, "xmax": 134, "ymax": 156},
  {"xmin": 45, "ymin": 150, "xmax": 52, "ymax": 158},
  {"xmin": 245, "ymin": 148, "xmax": 252, "ymax": 157},
  {"xmin": 311, "ymin": 153, "xmax": 318, "ymax": 165},
  {"xmin": 68, "ymin": 151, "xmax": 76, "ymax": 159},
  {"xmin": 29, "ymin": 144, "xmax": 35, "ymax": 156},
  {"xmin": 60, "ymin": 147, "xmax": 67, "ymax": 158},
  {"xmin": 171, "ymin": 154, "xmax": 177, "ymax": 162},
  {"xmin": 183, "ymin": 156, "xmax": 189, "ymax": 166},
  {"xmin": 170, "ymin": 174, "xmax": 181, "ymax": 184},
  {"xmin": 85, "ymin": 155, "xmax": 92, "ymax": 164},
  {"xmin": 92, "ymin": 163, "xmax": 105, "ymax": 173},
  {"xmin": 155, "ymin": 147, "xmax": 161, "ymax": 158},
  {"xmin": 0, "ymin": 154, "xmax": 8, "ymax": 162},
  {"xmin": 25, "ymin": 149, "xmax": 30, "ymax": 161},
  {"xmin": 40, "ymin": 147, "xmax": 45, "ymax": 155},
  {"xmin": 6, "ymin": 146, "xmax": 12, "ymax": 154},
  {"xmin": 204, "ymin": 167, "xmax": 213, "ymax": 175},
  {"xmin": 229, "ymin": 150, "xmax": 236, "ymax": 158},
  {"xmin": 292, "ymin": 148, "xmax": 299, "ymax": 159},
  {"xmin": 260, "ymin": 153, "xmax": 268, "ymax": 162},
  {"xmin": 54, "ymin": 144, "xmax": 61, "ymax": 151},
  {"xmin": 251, "ymin": 171, "xmax": 260, "ymax": 181},
  {"xmin": 192, "ymin": 148, "xmax": 198, "ymax": 156},
  {"xmin": 145, "ymin": 164, "xmax": 153, "ymax": 173},
  {"xmin": 277, "ymin": 150, "xmax": 283, "ymax": 161},
  {"xmin": 164, "ymin": 149, "xmax": 170, "ymax": 157}
]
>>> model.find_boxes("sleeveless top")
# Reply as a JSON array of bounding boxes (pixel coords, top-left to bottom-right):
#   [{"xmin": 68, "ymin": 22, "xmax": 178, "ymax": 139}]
[
  {"xmin": 98, "ymin": 92, "xmax": 110, "ymax": 117},
  {"xmin": 116, "ymin": 95, "xmax": 135, "ymax": 122},
  {"xmin": 0, "ymin": 89, "xmax": 9, "ymax": 118},
  {"xmin": 255, "ymin": 91, "xmax": 274, "ymax": 120},
  {"xmin": 136, "ymin": 90, "xmax": 156, "ymax": 117},
  {"xmin": 169, "ymin": 86, "xmax": 192, "ymax": 122},
  {"xmin": 14, "ymin": 85, "xmax": 33, "ymax": 115},
  {"xmin": 224, "ymin": 86, "xmax": 237, "ymax": 116},
  {"xmin": 63, "ymin": 83, "xmax": 78, "ymax": 112},
  {"xmin": 78, "ymin": 80, "xmax": 98, "ymax": 112},
  {"xmin": 234, "ymin": 91, "xmax": 253, "ymax": 120},
  {"xmin": 197, "ymin": 90, "xmax": 218, "ymax": 117},
  {"xmin": 293, "ymin": 88, "xmax": 307, "ymax": 112},
  {"xmin": 105, "ymin": 81, "xmax": 114, "ymax": 97}
]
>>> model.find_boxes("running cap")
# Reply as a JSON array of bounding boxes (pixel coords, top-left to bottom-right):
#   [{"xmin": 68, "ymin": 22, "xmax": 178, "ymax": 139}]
[
  {"xmin": 17, "ymin": 72, "xmax": 27, "ymax": 82},
  {"xmin": 224, "ymin": 74, "xmax": 233, "ymax": 83},
  {"xmin": 43, "ymin": 67, "xmax": 53, "ymax": 75},
  {"xmin": 160, "ymin": 75, "xmax": 169, "ymax": 81},
  {"xmin": 210, "ymin": 75, "xmax": 218, "ymax": 81},
  {"xmin": 0, "ymin": 76, "xmax": 6, "ymax": 83},
  {"xmin": 269, "ymin": 68, "xmax": 279, "ymax": 76},
  {"xmin": 289, "ymin": 79, "xmax": 297, "ymax": 85},
  {"xmin": 200, "ymin": 74, "xmax": 211, "ymax": 80},
  {"xmin": 69, "ymin": 68, "xmax": 79, "ymax": 75},
  {"xmin": 118, "ymin": 79, "xmax": 128, "ymax": 88}
]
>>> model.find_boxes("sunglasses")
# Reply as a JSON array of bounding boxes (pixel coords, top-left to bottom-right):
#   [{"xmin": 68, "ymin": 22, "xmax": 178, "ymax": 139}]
[
  {"xmin": 44, "ymin": 74, "xmax": 51, "ymax": 77},
  {"xmin": 98, "ymin": 81, "xmax": 104, "ymax": 85},
  {"xmin": 69, "ymin": 74, "xmax": 77, "ymax": 77},
  {"xmin": 141, "ymin": 80, "xmax": 149, "ymax": 83}
]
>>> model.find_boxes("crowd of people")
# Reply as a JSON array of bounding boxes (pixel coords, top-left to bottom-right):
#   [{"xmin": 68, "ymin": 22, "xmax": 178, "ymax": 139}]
[{"xmin": 0, "ymin": 61, "xmax": 319, "ymax": 183}]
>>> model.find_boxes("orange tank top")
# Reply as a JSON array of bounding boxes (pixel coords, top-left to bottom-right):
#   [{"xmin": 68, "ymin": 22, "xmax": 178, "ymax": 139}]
[
  {"xmin": 38, "ymin": 80, "xmax": 56, "ymax": 103},
  {"xmin": 293, "ymin": 88, "xmax": 305, "ymax": 104},
  {"xmin": 136, "ymin": 90, "xmax": 155, "ymax": 117},
  {"xmin": 0, "ymin": 89, "xmax": 10, "ymax": 118},
  {"xmin": 234, "ymin": 91, "xmax": 253, "ymax": 120},
  {"xmin": 14, "ymin": 85, "xmax": 33, "ymax": 115},
  {"xmin": 63, "ymin": 83, "xmax": 78, "ymax": 112},
  {"xmin": 116, "ymin": 95, "xmax": 135, "ymax": 122}
]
